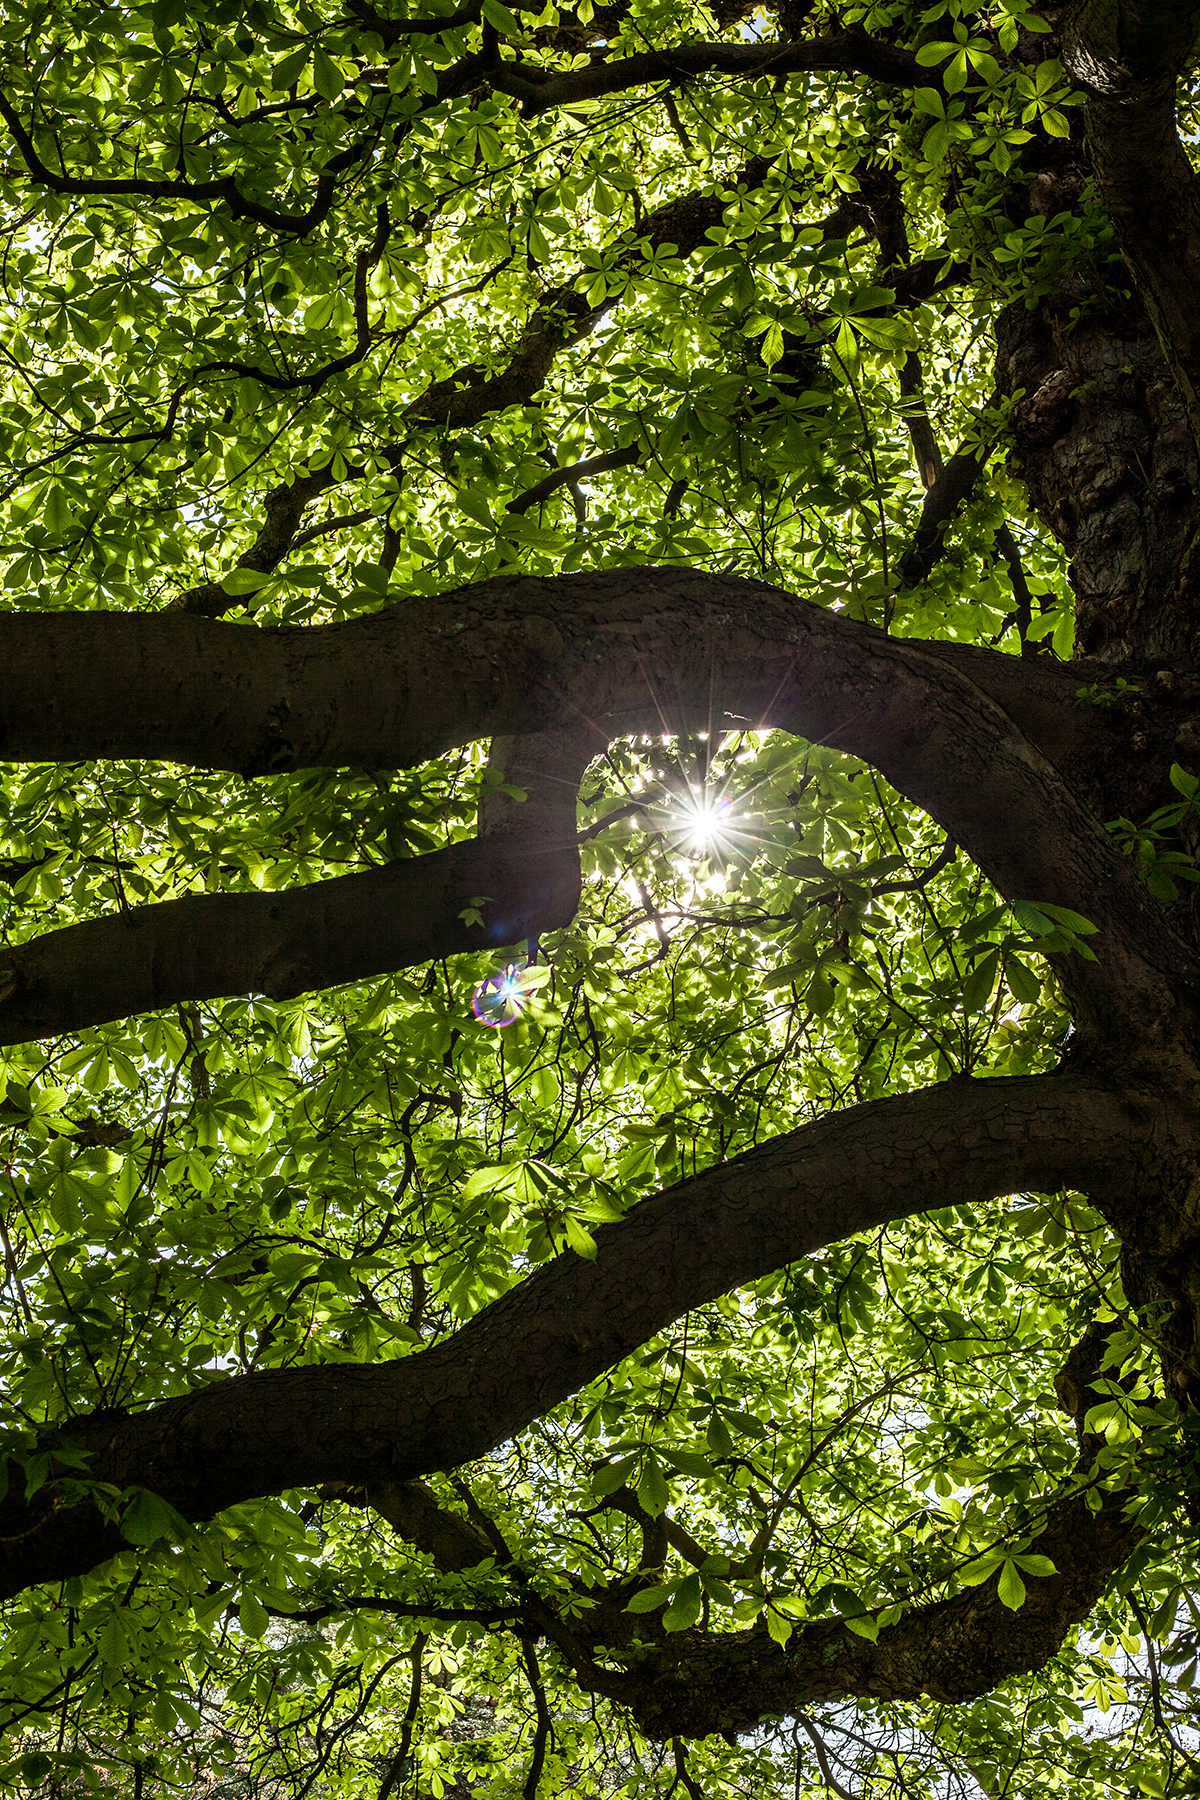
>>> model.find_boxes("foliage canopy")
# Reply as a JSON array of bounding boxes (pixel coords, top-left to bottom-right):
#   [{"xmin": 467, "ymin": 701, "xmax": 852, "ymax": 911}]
[{"xmin": 0, "ymin": 0, "xmax": 1199, "ymax": 1795}]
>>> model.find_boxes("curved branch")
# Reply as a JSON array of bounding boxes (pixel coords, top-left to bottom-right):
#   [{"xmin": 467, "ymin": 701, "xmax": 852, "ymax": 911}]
[
  {"xmin": 340, "ymin": 1350, "xmax": 1139, "ymax": 1737},
  {"xmin": 0, "ymin": 93, "xmax": 369, "ymax": 236},
  {"xmin": 0, "ymin": 727, "xmax": 594, "ymax": 1045},
  {"xmin": 176, "ymin": 161, "xmax": 773, "ymax": 618},
  {"xmin": 508, "ymin": 442, "xmax": 641, "ymax": 512},
  {"xmin": 0, "ymin": 568, "xmax": 1186, "ymax": 1043},
  {"xmin": 608, "ymin": 1482, "xmax": 1136, "ymax": 1735},
  {"xmin": 406, "ymin": 157, "xmax": 772, "ymax": 430},
  {"xmin": 0, "ymin": 1071, "xmax": 1169, "ymax": 1600}
]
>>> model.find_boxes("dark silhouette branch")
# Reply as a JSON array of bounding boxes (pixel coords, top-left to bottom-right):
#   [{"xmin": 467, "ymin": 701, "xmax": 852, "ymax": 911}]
[
  {"xmin": 899, "ymin": 400, "xmax": 998, "ymax": 585},
  {"xmin": 0, "ymin": 567, "xmax": 1184, "ymax": 1044},
  {"xmin": 486, "ymin": 32, "xmax": 934, "ymax": 116},
  {"xmin": 0, "ymin": 1070, "xmax": 1166, "ymax": 1606},
  {"xmin": 508, "ymin": 442, "xmax": 641, "ymax": 512},
  {"xmin": 0, "ymin": 93, "xmax": 370, "ymax": 236}
]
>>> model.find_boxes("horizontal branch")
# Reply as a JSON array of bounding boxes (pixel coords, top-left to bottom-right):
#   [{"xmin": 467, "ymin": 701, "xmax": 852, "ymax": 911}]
[
  {"xmin": 0, "ymin": 727, "xmax": 594, "ymax": 1045},
  {"xmin": 489, "ymin": 31, "xmax": 931, "ymax": 115},
  {"xmin": 0, "ymin": 567, "xmax": 1188, "ymax": 1043},
  {"xmin": 0, "ymin": 1071, "xmax": 1167, "ymax": 1600}
]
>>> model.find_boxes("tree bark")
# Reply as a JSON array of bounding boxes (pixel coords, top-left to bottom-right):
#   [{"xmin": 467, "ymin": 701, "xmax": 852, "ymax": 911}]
[
  {"xmin": 0, "ymin": 573, "xmax": 1190, "ymax": 1051},
  {"xmin": 0, "ymin": 1072, "xmax": 1169, "ymax": 1601}
]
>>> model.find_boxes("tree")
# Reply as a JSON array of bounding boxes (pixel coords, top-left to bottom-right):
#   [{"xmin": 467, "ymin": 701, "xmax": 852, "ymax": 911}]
[{"xmin": 0, "ymin": 0, "xmax": 1200, "ymax": 1791}]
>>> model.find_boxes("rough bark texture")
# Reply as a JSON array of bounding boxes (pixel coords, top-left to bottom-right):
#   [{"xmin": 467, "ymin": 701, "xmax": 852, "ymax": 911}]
[
  {"xmin": 1065, "ymin": 0, "xmax": 1200, "ymax": 440},
  {"xmin": 997, "ymin": 289, "xmax": 1199, "ymax": 661}
]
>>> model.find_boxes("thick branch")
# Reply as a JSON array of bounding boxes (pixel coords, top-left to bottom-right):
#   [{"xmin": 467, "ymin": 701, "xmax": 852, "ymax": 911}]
[
  {"xmin": 0, "ymin": 1072, "xmax": 1169, "ymax": 1600},
  {"xmin": 609, "ymin": 1484, "xmax": 1135, "ymax": 1734},
  {"xmin": 0, "ymin": 568, "xmax": 1189, "ymax": 1044},
  {"xmin": 0, "ymin": 728, "xmax": 594, "ymax": 1045},
  {"xmin": 354, "ymin": 1349, "xmax": 1139, "ymax": 1735}
]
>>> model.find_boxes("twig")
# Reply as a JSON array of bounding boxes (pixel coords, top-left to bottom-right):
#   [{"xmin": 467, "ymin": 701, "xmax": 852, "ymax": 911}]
[{"xmin": 795, "ymin": 1714, "xmax": 857, "ymax": 1800}]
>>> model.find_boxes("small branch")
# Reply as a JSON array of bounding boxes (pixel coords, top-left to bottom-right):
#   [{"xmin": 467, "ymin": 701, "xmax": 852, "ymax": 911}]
[
  {"xmin": 672, "ymin": 1737, "xmax": 707, "ymax": 1799},
  {"xmin": 795, "ymin": 1715, "xmax": 857, "ymax": 1800},
  {"xmin": 872, "ymin": 839, "xmax": 956, "ymax": 894},
  {"xmin": 508, "ymin": 442, "xmax": 640, "ymax": 513},
  {"xmin": 521, "ymin": 1640, "xmax": 553, "ymax": 1800},
  {"xmin": 0, "ymin": 91, "xmax": 368, "ymax": 235},
  {"xmin": 899, "ymin": 395, "xmax": 998, "ymax": 586},
  {"xmin": 378, "ymin": 1633, "xmax": 426, "ymax": 1800},
  {"xmin": 899, "ymin": 352, "xmax": 943, "ymax": 490},
  {"xmin": 290, "ymin": 508, "xmax": 381, "ymax": 552},
  {"xmin": 995, "ymin": 520, "xmax": 1038, "ymax": 658}
]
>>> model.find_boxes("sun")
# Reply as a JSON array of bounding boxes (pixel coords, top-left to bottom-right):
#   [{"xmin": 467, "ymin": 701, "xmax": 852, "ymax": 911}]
[{"xmin": 661, "ymin": 788, "xmax": 736, "ymax": 860}]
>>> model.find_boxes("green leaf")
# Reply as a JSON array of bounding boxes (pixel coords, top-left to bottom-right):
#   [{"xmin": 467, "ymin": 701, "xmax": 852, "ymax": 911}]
[
  {"xmin": 915, "ymin": 40, "xmax": 957, "ymax": 64},
  {"xmin": 239, "ymin": 1591, "xmax": 269, "ymax": 1638},
  {"xmin": 563, "ymin": 1212, "xmax": 598, "ymax": 1259},
  {"xmin": 637, "ymin": 1453, "xmax": 671, "ymax": 1518},
  {"xmin": 1005, "ymin": 954, "xmax": 1041, "ymax": 1005},
  {"xmin": 913, "ymin": 86, "xmax": 947, "ymax": 117},
  {"xmin": 959, "ymin": 1552, "xmax": 1005, "ymax": 1586},
  {"xmin": 706, "ymin": 1415, "xmax": 734, "ymax": 1458},
  {"xmin": 662, "ymin": 1572, "xmax": 702, "ymax": 1631},
  {"xmin": 962, "ymin": 948, "xmax": 999, "ymax": 1013},
  {"xmin": 121, "ymin": 1487, "xmax": 192, "ymax": 1547},
  {"xmin": 1012, "ymin": 1553, "xmax": 1056, "ymax": 1577},
  {"xmin": 658, "ymin": 1447, "xmax": 716, "ymax": 1478},
  {"xmin": 626, "ymin": 1584, "xmax": 671, "ymax": 1613},
  {"xmin": 997, "ymin": 1558, "xmax": 1027, "ymax": 1610},
  {"xmin": 1028, "ymin": 902, "xmax": 1098, "ymax": 934},
  {"xmin": 311, "ymin": 50, "xmax": 344, "ymax": 100},
  {"xmin": 482, "ymin": 0, "xmax": 524, "ymax": 32},
  {"xmin": 592, "ymin": 1453, "xmax": 638, "ymax": 1498},
  {"xmin": 221, "ymin": 568, "xmax": 273, "ymax": 596},
  {"xmin": 456, "ymin": 489, "xmax": 496, "ymax": 528}
]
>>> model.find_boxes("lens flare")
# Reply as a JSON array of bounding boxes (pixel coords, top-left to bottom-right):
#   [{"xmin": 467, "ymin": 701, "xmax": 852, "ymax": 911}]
[
  {"xmin": 657, "ymin": 788, "xmax": 735, "ymax": 859},
  {"xmin": 472, "ymin": 962, "xmax": 543, "ymax": 1028},
  {"xmin": 677, "ymin": 794, "xmax": 730, "ymax": 853}
]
